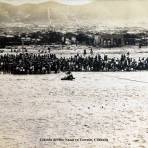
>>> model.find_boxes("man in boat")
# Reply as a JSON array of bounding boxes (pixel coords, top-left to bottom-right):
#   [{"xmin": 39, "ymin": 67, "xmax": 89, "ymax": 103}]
[
  {"xmin": 61, "ymin": 71, "xmax": 74, "ymax": 80},
  {"xmin": 66, "ymin": 71, "xmax": 74, "ymax": 79}
]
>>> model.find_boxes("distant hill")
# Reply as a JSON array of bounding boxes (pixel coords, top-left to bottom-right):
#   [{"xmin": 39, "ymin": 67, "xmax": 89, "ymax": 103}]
[
  {"xmin": 0, "ymin": 1, "xmax": 97, "ymax": 25},
  {"xmin": 0, "ymin": 0, "xmax": 148, "ymax": 28}
]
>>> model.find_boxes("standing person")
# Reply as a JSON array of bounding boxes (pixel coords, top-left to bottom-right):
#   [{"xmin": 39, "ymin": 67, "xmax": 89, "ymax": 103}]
[
  {"xmin": 83, "ymin": 49, "xmax": 87, "ymax": 56},
  {"xmin": 90, "ymin": 48, "xmax": 93, "ymax": 55},
  {"xmin": 48, "ymin": 47, "xmax": 51, "ymax": 53}
]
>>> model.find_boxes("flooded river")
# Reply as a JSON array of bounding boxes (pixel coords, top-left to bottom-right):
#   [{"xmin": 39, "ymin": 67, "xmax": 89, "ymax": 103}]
[{"xmin": 0, "ymin": 72, "xmax": 148, "ymax": 148}]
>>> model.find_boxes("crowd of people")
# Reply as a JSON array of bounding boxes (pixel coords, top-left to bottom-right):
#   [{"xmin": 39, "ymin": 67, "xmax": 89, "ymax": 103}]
[{"xmin": 0, "ymin": 52, "xmax": 148, "ymax": 74}]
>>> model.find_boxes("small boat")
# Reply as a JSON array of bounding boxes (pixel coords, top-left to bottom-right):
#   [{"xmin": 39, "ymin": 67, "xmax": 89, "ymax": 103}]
[{"xmin": 61, "ymin": 76, "xmax": 75, "ymax": 81}]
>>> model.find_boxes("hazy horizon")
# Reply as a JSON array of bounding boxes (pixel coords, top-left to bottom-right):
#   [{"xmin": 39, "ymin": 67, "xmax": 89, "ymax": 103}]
[{"xmin": 0, "ymin": 0, "xmax": 148, "ymax": 29}]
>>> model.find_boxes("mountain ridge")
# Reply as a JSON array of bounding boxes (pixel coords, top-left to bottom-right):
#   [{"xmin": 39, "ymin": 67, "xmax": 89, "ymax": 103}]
[
  {"xmin": 0, "ymin": 1, "xmax": 148, "ymax": 28},
  {"xmin": 0, "ymin": 1, "xmax": 97, "ymax": 24}
]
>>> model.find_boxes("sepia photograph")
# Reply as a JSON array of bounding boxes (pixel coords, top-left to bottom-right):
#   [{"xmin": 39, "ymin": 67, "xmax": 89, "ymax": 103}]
[{"xmin": 0, "ymin": 0, "xmax": 148, "ymax": 147}]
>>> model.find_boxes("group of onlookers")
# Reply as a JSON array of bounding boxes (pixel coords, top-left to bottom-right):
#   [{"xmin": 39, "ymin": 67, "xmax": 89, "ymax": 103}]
[{"xmin": 0, "ymin": 52, "xmax": 148, "ymax": 74}]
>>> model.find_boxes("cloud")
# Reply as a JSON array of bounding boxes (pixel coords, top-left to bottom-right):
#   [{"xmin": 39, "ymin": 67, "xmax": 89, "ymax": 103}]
[
  {"xmin": 0, "ymin": 0, "xmax": 93, "ymax": 5},
  {"xmin": 0, "ymin": 0, "xmax": 48, "ymax": 4},
  {"xmin": 54, "ymin": 0, "xmax": 92, "ymax": 5}
]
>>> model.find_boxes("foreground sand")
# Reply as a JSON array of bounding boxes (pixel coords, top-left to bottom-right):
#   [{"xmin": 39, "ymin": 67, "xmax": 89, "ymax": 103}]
[{"xmin": 0, "ymin": 72, "xmax": 148, "ymax": 148}]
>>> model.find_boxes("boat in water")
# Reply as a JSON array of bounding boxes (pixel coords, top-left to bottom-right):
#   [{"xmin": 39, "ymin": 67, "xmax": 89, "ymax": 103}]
[
  {"xmin": 61, "ymin": 71, "xmax": 75, "ymax": 81},
  {"xmin": 61, "ymin": 76, "xmax": 75, "ymax": 81}
]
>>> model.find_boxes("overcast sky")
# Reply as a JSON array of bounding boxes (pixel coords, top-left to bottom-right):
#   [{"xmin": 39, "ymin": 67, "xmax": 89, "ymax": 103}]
[
  {"xmin": 0, "ymin": 0, "xmax": 49, "ymax": 4},
  {"xmin": 0, "ymin": 0, "xmax": 93, "ymax": 5}
]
